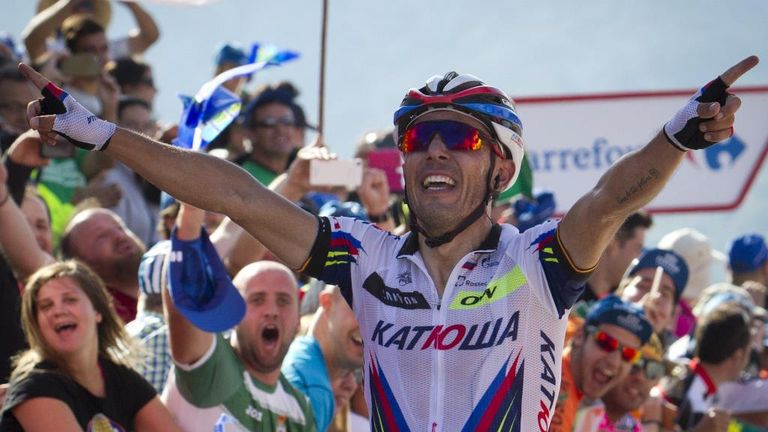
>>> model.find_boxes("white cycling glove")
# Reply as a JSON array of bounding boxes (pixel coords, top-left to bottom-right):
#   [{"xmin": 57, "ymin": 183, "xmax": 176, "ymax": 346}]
[
  {"xmin": 39, "ymin": 82, "xmax": 116, "ymax": 151},
  {"xmin": 663, "ymin": 77, "xmax": 731, "ymax": 151}
]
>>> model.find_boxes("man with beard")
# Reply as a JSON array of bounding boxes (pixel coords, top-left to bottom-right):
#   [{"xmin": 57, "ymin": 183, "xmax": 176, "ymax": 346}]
[
  {"xmin": 160, "ymin": 203, "xmax": 315, "ymax": 431},
  {"xmin": 59, "ymin": 208, "xmax": 145, "ymax": 322},
  {"xmin": 18, "ymin": 56, "xmax": 757, "ymax": 430}
]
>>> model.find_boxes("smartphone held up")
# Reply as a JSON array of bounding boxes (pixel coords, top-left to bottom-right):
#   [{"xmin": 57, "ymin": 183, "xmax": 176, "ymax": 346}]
[{"xmin": 309, "ymin": 158, "xmax": 363, "ymax": 190}]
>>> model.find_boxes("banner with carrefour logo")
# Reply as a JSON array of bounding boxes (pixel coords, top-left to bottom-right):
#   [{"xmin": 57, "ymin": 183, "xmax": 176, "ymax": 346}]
[{"xmin": 516, "ymin": 87, "xmax": 768, "ymax": 214}]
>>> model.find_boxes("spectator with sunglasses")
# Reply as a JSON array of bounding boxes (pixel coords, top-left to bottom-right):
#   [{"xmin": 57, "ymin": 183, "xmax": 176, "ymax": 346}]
[
  {"xmin": 550, "ymin": 295, "xmax": 652, "ymax": 432},
  {"xmin": 17, "ymin": 55, "xmax": 757, "ymax": 430},
  {"xmin": 618, "ymin": 248, "xmax": 689, "ymax": 347},
  {"xmin": 236, "ymin": 81, "xmax": 311, "ymax": 186},
  {"xmin": 590, "ymin": 334, "xmax": 671, "ymax": 432}
]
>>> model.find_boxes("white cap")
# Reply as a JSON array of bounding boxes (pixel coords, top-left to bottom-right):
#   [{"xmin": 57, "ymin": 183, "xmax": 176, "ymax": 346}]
[{"xmin": 657, "ymin": 228, "xmax": 726, "ymax": 301}]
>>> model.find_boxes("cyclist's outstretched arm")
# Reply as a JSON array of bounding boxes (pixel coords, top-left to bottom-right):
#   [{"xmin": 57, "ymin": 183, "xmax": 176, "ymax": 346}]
[
  {"xmin": 20, "ymin": 63, "xmax": 318, "ymax": 270},
  {"xmin": 558, "ymin": 56, "xmax": 758, "ymax": 271}
]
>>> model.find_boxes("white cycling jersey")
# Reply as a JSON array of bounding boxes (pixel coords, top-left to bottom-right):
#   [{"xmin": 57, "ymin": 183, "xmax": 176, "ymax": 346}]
[{"xmin": 303, "ymin": 217, "xmax": 589, "ymax": 432}]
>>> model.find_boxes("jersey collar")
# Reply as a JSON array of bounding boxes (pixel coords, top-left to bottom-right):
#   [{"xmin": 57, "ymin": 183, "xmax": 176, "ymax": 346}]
[{"xmin": 397, "ymin": 224, "xmax": 502, "ymax": 257}]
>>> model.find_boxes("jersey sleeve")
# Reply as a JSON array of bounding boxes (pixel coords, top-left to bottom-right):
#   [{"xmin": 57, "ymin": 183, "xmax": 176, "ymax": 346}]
[
  {"xmin": 173, "ymin": 334, "xmax": 243, "ymax": 407},
  {"xmin": 514, "ymin": 220, "xmax": 593, "ymax": 318},
  {"xmin": 300, "ymin": 216, "xmax": 393, "ymax": 308}
]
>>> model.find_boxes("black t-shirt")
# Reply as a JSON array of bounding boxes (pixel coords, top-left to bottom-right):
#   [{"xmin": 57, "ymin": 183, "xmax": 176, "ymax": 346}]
[
  {"xmin": 0, "ymin": 358, "xmax": 156, "ymax": 432},
  {"xmin": 0, "ymin": 255, "xmax": 25, "ymax": 383}
]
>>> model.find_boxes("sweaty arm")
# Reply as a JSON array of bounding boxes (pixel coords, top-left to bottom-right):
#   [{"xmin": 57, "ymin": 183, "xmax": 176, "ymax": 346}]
[
  {"xmin": 558, "ymin": 56, "xmax": 758, "ymax": 271},
  {"xmin": 20, "ymin": 64, "xmax": 318, "ymax": 270}
]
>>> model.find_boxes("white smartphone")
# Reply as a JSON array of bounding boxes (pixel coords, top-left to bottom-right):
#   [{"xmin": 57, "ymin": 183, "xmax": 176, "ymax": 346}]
[{"xmin": 309, "ymin": 158, "xmax": 363, "ymax": 189}]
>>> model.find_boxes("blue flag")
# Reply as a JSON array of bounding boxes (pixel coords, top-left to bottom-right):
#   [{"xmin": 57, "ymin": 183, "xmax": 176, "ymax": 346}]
[{"xmin": 174, "ymin": 44, "xmax": 299, "ymax": 151}]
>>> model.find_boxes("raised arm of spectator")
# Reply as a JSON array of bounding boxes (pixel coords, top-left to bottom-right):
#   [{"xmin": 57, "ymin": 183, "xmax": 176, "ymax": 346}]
[
  {"xmin": 0, "ymin": 157, "xmax": 55, "ymax": 281},
  {"xmin": 357, "ymin": 167, "xmax": 396, "ymax": 232},
  {"xmin": 163, "ymin": 202, "xmax": 213, "ymax": 365},
  {"xmin": 22, "ymin": 63, "xmax": 319, "ymax": 270},
  {"xmin": 558, "ymin": 56, "xmax": 758, "ymax": 272},
  {"xmin": 119, "ymin": 0, "xmax": 160, "ymax": 55},
  {"xmin": 21, "ymin": 0, "xmax": 76, "ymax": 63}
]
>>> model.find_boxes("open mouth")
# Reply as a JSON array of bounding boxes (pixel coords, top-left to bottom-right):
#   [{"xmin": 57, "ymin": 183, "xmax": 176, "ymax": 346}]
[
  {"xmin": 55, "ymin": 322, "xmax": 77, "ymax": 334},
  {"xmin": 262, "ymin": 325, "xmax": 279, "ymax": 343},
  {"xmin": 422, "ymin": 175, "xmax": 455, "ymax": 190},
  {"xmin": 592, "ymin": 367, "xmax": 615, "ymax": 387}
]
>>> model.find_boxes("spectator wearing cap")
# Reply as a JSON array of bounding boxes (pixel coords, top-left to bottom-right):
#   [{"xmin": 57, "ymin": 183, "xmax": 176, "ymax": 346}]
[
  {"xmin": 237, "ymin": 82, "xmax": 309, "ymax": 186},
  {"xmin": 125, "ymin": 240, "xmax": 172, "ymax": 393},
  {"xmin": 618, "ymin": 248, "xmax": 689, "ymax": 341},
  {"xmin": 282, "ymin": 283, "xmax": 363, "ymax": 431},
  {"xmin": 578, "ymin": 211, "xmax": 653, "ymax": 303},
  {"xmin": 550, "ymin": 295, "xmax": 652, "ymax": 432},
  {"xmin": 728, "ymin": 234, "xmax": 768, "ymax": 288},
  {"xmin": 160, "ymin": 203, "xmax": 315, "ymax": 431},
  {"xmin": 593, "ymin": 334, "xmax": 671, "ymax": 432},
  {"xmin": 661, "ymin": 303, "xmax": 753, "ymax": 431}
]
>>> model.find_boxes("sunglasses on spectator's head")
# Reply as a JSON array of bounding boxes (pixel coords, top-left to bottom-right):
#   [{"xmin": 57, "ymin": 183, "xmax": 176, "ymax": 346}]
[
  {"xmin": 398, "ymin": 120, "xmax": 503, "ymax": 158},
  {"xmin": 253, "ymin": 116, "xmax": 298, "ymax": 128},
  {"xmin": 586, "ymin": 325, "xmax": 641, "ymax": 363},
  {"xmin": 631, "ymin": 357, "xmax": 665, "ymax": 381}
]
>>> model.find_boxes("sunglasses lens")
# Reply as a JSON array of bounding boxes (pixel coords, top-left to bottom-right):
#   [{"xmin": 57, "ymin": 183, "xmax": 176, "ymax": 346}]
[
  {"xmin": 399, "ymin": 121, "xmax": 483, "ymax": 154},
  {"xmin": 646, "ymin": 361, "xmax": 665, "ymax": 380},
  {"xmin": 621, "ymin": 347, "xmax": 640, "ymax": 363},
  {"xmin": 595, "ymin": 331, "xmax": 618, "ymax": 352}
]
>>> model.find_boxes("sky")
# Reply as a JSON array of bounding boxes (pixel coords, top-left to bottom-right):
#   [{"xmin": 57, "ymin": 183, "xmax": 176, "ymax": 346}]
[{"xmin": 3, "ymin": 0, "xmax": 767, "ymax": 272}]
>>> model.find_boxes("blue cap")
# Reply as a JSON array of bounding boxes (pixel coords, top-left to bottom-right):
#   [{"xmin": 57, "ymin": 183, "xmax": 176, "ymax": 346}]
[
  {"xmin": 318, "ymin": 200, "xmax": 369, "ymax": 222},
  {"xmin": 168, "ymin": 228, "xmax": 245, "ymax": 332},
  {"xmin": 628, "ymin": 248, "xmax": 689, "ymax": 302},
  {"xmin": 727, "ymin": 234, "xmax": 768, "ymax": 273},
  {"xmin": 138, "ymin": 240, "xmax": 171, "ymax": 295},
  {"xmin": 214, "ymin": 42, "xmax": 248, "ymax": 67},
  {"xmin": 586, "ymin": 295, "xmax": 653, "ymax": 344},
  {"xmin": 513, "ymin": 189, "xmax": 556, "ymax": 233}
]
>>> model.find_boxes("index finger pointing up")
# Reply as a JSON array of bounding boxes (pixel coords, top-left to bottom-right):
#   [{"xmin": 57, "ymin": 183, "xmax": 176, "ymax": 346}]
[
  {"xmin": 17, "ymin": 63, "xmax": 52, "ymax": 91},
  {"xmin": 720, "ymin": 55, "xmax": 760, "ymax": 87}
]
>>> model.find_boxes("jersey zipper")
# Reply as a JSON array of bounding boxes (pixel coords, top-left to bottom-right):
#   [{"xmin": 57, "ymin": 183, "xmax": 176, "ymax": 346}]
[{"xmin": 429, "ymin": 251, "xmax": 478, "ymax": 432}]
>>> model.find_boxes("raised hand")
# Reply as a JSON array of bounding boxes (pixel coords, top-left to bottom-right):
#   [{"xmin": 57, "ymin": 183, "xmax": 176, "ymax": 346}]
[
  {"xmin": 663, "ymin": 55, "xmax": 759, "ymax": 151},
  {"xmin": 18, "ymin": 63, "xmax": 116, "ymax": 151}
]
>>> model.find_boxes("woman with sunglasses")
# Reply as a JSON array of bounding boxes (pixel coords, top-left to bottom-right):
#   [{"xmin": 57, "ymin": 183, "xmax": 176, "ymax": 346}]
[{"xmin": 0, "ymin": 261, "xmax": 180, "ymax": 432}]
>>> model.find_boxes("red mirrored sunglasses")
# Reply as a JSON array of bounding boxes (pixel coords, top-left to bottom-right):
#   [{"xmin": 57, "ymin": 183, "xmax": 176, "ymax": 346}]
[
  {"xmin": 398, "ymin": 120, "xmax": 503, "ymax": 158},
  {"xmin": 587, "ymin": 325, "xmax": 641, "ymax": 363}
]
